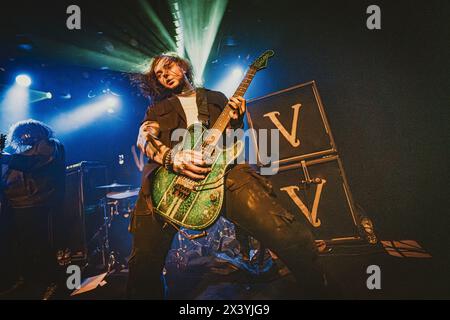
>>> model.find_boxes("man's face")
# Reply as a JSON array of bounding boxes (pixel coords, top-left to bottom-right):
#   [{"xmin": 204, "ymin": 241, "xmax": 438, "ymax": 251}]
[{"xmin": 154, "ymin": 58, "xmax": 186, "ymax": 90}]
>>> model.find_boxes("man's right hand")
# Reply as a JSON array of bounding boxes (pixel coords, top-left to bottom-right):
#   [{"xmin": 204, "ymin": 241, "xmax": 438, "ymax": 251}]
[{"xmin": 172, "ymin": 150, "xmax": 211, "ymax": 180}]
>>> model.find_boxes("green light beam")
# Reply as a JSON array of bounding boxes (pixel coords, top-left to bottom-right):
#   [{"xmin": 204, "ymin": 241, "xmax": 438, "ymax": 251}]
[
  {"xmin": 173, "ymin": 0, "xmax": 228, "ymax": 85},
  {"xmin": 139, "ymin": 0, "xmax": 178, "ymax": 52}
]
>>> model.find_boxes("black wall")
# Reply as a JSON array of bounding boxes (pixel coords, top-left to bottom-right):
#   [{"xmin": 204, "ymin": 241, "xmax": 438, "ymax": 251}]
[{"xmin": 216, "ymin": 0, "xmax": 450, "ymax": 257}]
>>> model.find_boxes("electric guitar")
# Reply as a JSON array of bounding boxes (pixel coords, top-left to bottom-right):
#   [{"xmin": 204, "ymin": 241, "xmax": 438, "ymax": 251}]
[{"xmin": 150, "ymin": 50, "xmax": 274, "ymax": 230}]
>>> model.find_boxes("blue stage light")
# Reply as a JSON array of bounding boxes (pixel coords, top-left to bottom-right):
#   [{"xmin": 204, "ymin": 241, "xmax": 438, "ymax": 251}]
[
  {"xmin": 232, "ymin": 67, "xmax": 243, "ymax": 77},
  {"xmin": 15, "ymin": 74, "xmax": 32, "ymax": 87},
  {"xmin": 0, "ymin": 85, "xmax": 29, "ymax": 131},
  {"xmin": 211, "ymin": 66, "xmax": 245, "ymax": 97},
  {"xmin": 105, "ymin": 96, "xmax": 119, "ymax": 108},
  {"xmin": 49, "ymin": 94, "xmax": 121, "ymax": 134}
]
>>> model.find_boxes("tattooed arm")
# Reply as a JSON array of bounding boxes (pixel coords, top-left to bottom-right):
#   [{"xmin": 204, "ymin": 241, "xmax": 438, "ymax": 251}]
[
  {"xmin": 137, "ymin": 107, "xmax": 210, "ymax": 180},
  {"xmin": 136, "ymin": 120, "xmax": 169, "ymax": 165}
]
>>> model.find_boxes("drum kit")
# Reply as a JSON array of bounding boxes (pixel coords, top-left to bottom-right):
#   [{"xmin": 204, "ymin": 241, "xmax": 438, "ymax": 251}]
[{"xmin": 87, "ymin": 182, "xmax": 139, "ymax": 272}]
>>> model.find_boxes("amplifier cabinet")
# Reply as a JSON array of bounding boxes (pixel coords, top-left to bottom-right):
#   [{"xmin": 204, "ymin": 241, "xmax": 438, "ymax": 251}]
[
  {"xmin": 262, "ymin": 155, "xmax": 360, "ymax": 242},
  {"xmin": 246, "ymin": 81, "xmax": 337, "ymax": 167},
  {"xmin": 64, "ymin": 161, "xmax": 108, "ymax": 260}
]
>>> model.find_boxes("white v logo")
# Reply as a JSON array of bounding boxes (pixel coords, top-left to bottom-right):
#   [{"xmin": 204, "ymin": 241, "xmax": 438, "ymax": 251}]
[
  {"xmin": 263, "ymin": 103, "xmax": 302, "ymax": 147},
  {"xmin": 280, "ymin": 179, "xmax": 326, "ymax": 227}
]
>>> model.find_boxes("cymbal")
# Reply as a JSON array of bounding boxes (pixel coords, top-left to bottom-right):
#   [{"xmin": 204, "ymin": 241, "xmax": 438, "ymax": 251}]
[
  {"xmin": 107, "ymin": 188, "xmax": 140, "ymax": 199},
  {"xmin": 96, "ymin": 182, "xmax": 132, "ymax": 189}
]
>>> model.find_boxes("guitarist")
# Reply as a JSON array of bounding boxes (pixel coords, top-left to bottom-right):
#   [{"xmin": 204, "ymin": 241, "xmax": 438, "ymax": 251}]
[{"xmin": 128, "ymin": 53, "xmax": 327, "ymax": 299}]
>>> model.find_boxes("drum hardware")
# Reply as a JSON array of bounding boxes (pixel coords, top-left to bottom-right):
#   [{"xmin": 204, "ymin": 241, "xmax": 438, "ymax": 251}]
[
  {"xmin": 87, "ymin": 198, "xmax": 112, "ymax": 270},
  {"xmin": 96, "ymin": 182, "xmax": 132, "ymax": 189},
  {"xmin": 87, "ymin": 186, "xmax": 139, "ymax": 271},
  {"xmin": 106, "ymin": 188, "xmax": 140, "ymax": 200}
]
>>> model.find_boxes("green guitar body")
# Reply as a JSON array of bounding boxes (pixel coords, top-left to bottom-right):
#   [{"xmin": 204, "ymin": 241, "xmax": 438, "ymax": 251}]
[{"xmin": 150, "ymin": 124, "xmax": 244, "ymax": 230}]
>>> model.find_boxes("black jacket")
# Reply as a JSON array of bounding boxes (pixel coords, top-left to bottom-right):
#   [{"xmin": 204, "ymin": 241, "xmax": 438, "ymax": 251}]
[{"xmin": 2, "ymin": 138, "xmax": 65, "ymax": 208}]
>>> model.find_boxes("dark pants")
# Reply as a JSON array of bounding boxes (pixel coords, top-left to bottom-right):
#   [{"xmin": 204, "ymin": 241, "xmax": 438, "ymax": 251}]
[
  {"xmin": 127, "ymin": 164, "xmax": 325, "ymax": 299},
  {"xmin": 0, "ymin": 206, "xmax": 57, "ymax": 290}
]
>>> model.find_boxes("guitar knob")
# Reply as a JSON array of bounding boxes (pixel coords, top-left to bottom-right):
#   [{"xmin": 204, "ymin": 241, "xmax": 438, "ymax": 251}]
[{"xmin": 210, "ymin": 192, "xmax": 218, "ymax": 202}]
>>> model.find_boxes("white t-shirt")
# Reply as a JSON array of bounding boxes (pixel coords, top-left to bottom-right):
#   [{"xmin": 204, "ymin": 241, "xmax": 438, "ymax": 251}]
[{"xmin": 177, "ymin": 94, "xmax": 200, "ymax": 127}]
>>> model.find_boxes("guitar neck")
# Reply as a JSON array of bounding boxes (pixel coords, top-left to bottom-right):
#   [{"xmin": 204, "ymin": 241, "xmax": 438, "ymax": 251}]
[{"xmin": 202, "ymin": 67, "xmax": 257, "ymax": 149}]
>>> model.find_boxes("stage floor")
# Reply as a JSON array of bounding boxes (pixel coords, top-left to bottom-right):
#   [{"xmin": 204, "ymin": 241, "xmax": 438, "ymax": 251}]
[{"xmin": 38, "ymin": 242, "xmax": 450, "ymax": 300}]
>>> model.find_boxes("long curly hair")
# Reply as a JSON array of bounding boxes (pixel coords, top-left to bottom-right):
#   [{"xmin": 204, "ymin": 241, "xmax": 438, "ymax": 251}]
[
  {"xmin": 130, "ymin": 52, "xmax": 194, "ymax": 102},
  {"xmin": 7, "ymin": 119, "xmax": 54, "ymax": 153}
]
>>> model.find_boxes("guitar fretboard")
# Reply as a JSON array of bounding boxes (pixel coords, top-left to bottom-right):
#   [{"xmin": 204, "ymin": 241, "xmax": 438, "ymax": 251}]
[{"xmin": 201, "ymin": 67, "xmax": 257, "ymax": 151}]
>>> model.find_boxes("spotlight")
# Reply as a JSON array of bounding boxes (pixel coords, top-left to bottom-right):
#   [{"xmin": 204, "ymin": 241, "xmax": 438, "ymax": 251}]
[
  {"xmin": 232, "ymin": 67, "xmax": 243, "ymax": 77},
  {"xmin": 46, "ymin": 92, "xmax": 53, "ymax": 99},
  {"xmin": 212, "ymin": 66, "xmax": 245, "ymax": 97},
  {"xmin": 0, "ymin": 82, "xmax": 30, "ymax": 129},
  {"xmin": 49, "ymin": 94, "xmax": 121, "ymax": 134},
  {"xmin": 15, "ymin": 74, "xmax": 32, "ymax": 87},
  {"xmin": 105, "ymin": 96, "xmax": 119, "ymax": 107}
]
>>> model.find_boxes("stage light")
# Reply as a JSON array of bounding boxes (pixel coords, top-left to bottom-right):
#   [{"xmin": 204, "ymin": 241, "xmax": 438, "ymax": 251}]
[
  {"xmin": 232, "ymin": 67, "xmax": 243, "ymax": 77},
  {"xmin": 32, "ymin": 36, "xmax": 149, "ymax": 74},
  {"xmin": 15, "ymin": 74, "xmax": 32, "ymax": 87},
  {"xmin": 49, "ymin": 94, "xmax": 121, "ymax": 134},
  {"xmin": 0, "ymin": 82, "xmax": 53, "ymax": 131},
  {"xmin": 25, "ymin": 1, "xmax": 228, "ymax": 77},
  {"xmin": 0, "ymin": 85, "xmax": 29, "ymax": 131},
  {"xmin": 29, "ymin": 89, "xmax": 54, "ymax": 103},
  {"xmin": 23, "ymin": 1, "xmax": 227, "ymax": 77},
  {"xmin": 105, "ymin": 96, "xmax": 119, "ymax": 107},
  {"xmin": 211, "ymin": 66, "xmax": 244, "ymax": 97},
  {"xmin": 170, "ymin": 0, "xmax": 228, "ymax": 85},
  {"xmin": 139, "ymin": 0, "xmax": 177, "ymax": 52}
]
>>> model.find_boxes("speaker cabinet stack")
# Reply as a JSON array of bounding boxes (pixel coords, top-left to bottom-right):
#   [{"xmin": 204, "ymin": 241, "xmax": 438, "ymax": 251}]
[{"xmin": 246, "ymin": 81, "xmax": 369, "ymax": 243}]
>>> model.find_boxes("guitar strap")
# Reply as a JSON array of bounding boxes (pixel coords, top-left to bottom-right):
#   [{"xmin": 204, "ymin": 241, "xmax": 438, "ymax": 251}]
[{"xmin": 195, "ymin": 88, "xmax": 210, "ymax": 128}]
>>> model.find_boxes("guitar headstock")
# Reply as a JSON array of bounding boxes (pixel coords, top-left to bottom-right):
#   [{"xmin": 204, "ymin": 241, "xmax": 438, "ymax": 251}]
[
  {"xmin": 250, "ymin": 50, "xmax": 275, "ymax": 71},
  {"xmin": 0, "ymin": 134, "xmax": 6, "ymax": 152}
]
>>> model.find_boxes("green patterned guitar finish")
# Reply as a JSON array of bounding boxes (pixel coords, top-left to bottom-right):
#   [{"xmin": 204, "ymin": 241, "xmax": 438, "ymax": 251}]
[{"xmin": 151, "ymin": 50, "xmax": 274, "ymax": 230}]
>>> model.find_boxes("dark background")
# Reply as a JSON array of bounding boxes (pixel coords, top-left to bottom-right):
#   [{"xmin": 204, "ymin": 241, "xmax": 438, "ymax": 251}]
[{"xmin": 0, "ymin": 0, "xmax": 449, "ymax": 264}]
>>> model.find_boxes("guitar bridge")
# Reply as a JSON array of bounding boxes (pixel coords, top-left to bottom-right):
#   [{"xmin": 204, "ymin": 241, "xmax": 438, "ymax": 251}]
[
  {"xmin": 173, "ymin": 183, "xmax": 191, "ymax": 199},
  {"xmin": 173, "ymin": 177, "xmax": 197, "ymax": 199}
]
